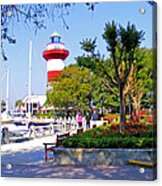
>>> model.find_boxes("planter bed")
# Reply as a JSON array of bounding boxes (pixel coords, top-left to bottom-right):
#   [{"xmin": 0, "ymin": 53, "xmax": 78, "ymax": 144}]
[{"xmin": 52, "ymin": 148, "xmax": 156, "ymax": 166}]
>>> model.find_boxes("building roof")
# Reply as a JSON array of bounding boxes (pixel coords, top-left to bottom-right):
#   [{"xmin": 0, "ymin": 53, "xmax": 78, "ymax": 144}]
[{"xmin": 50, "ymin": 31, "xmax": 61, "ymax": 38}]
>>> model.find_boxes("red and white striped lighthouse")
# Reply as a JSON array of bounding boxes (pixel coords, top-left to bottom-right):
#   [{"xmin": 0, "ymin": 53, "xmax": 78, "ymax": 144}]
[{"xmin": 43, "ymin": 32, "xmax": 69, "ymax": 83}]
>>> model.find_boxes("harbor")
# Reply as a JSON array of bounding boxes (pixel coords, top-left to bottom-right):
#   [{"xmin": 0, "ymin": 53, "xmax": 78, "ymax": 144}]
[
  {"xmin": 1, "ymin": 117, "xmax": 78, "ymax": 144},
  {"xmin": 1, "ymin": 32, "xmax": 76, "ymax": 144}
]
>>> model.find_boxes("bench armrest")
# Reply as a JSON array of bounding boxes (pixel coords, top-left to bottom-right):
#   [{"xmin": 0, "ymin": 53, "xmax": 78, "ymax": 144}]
[{"xmin": 43, "ymin": 142, "xmax": 56, "ymax": 161}]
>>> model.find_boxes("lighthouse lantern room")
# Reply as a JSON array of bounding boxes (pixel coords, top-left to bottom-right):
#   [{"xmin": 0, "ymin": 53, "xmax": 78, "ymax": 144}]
[{"xmin": 43, "ymin": 32, "xmax": 69, "ymax": 82}]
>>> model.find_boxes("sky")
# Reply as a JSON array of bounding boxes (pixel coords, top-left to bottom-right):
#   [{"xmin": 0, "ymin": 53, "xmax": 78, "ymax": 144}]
[{"xmin": 1, "ymin": 1, "xmax": 155, "ymax": 110}]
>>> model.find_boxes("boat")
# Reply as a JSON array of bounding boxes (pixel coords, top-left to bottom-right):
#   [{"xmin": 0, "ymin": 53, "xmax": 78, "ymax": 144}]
[
  {"xmin": 13, "ymin": 118, "xmax": 27, "ymax": 126},
  {"xmin": 27, "ymin": 117, "xmax": 54, "ymax": 129},
  {"xmin": 12, "ymin": 112, "xmax": 27, "ymax": 126},
  {"xmin": 1, "ymin": 123, "xmax": 30, "ymax": 144},
  {"xmin": 11, "ymin": 41, "xmax": 33, "ymax": 126},
  {"xmin": 10, "ymin": 41, "xmax": 53, "ymax": 127},
  {"xmin": 0, "ymin": 112, "xmax": 13, "ymax": 124},
  {"xmin": 1, "ymin": 67, "xmax": 13, "ymax": 124}
]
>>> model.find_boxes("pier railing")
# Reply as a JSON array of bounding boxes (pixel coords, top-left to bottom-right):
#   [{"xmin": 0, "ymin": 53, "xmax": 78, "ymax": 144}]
[{"xmin": 1, "ymin": 117, "xmax": 108, "ymax": 144}]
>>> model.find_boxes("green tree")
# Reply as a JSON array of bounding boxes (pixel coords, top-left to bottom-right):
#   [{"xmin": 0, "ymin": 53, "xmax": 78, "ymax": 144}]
[
  {"xmin": 127, "ymin": 48, "xmax": 153, "ymax": 120},
  {"xmin": 77, "ymin": 39, "xmax": 119, "ymax": 113},
  {"xmin": 46, "ymin": 65, "xmax": 92, "ymax": 113},
  {"xmin": 77, "ymin": 21, "xmax": 144, "ymax": 132},
  {"xmin": 102, "ymin": 21, "xmax": 144, "ymax": 132}
]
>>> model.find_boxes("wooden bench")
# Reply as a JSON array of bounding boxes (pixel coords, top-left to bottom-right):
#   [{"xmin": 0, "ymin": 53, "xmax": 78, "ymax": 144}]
[{"xmin": 43, "ymin": 132, "xmax": 70, "ymax": 161}]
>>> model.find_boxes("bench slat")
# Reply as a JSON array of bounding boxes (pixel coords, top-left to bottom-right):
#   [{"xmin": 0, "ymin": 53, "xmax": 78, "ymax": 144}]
[{"xmin": 43, "ymin": 142, "xmax": 56, "ymax": 146}]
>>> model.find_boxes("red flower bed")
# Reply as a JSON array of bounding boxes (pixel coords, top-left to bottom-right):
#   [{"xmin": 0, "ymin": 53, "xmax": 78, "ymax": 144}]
[{"xmin": 109, "ymin": 123, "xmax": 153, "ymax": 136}]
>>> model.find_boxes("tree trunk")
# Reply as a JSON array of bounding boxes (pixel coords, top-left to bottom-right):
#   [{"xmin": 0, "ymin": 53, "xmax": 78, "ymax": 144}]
[
  {"xmin": 132, "ymin": 98, "xmax": 138, "ymax": 123},
  {"xmin": 128, "ymin": 93, "xmax": 132, "ymax": 122},
  {"xmin": 119, "ymin": 83, "xmax": 125, "ymax": 133},
  {"xmin": 87, "ymin": 95, "xmax": 92, "ymax": 112}
]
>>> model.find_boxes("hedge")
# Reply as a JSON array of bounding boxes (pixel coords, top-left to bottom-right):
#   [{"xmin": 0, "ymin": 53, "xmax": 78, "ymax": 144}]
[
  {"xmin": 61, "ymin": 124, "xmax": 156, "ymax": 148},
  {"xmin": 61, "ymin": 136, "xmax": 156, "ymax": 148}
]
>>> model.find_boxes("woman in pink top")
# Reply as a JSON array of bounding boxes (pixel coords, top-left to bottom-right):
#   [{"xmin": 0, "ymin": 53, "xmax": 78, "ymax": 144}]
[{"xmin": 76, "ymin": 111, "xmax": 82, "ymax": 128}]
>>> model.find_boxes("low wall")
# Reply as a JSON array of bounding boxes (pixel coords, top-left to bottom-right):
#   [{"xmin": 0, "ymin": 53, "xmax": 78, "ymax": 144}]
[
  {"xmin": 52, "ymin": 148, "xmax": 156, "ymax": 166},
  {"xmin": 89, "ymin": 120, "xmax": 108, "ymax": 129}
]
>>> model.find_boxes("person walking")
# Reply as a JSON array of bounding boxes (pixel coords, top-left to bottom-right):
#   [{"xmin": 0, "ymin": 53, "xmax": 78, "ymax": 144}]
[
  {"xmin": 76, "ymin": 111, "xmax": 83, "ymax": 128},
  {"xmin": 91, "ymin": 109, "xmax": 98, "ymax": 128},
  {"xmin": 85, "ymin": 112, "xmax": 91, "ymax": 129},
  {"xmin": 92, "ymin": 109, "xmax": 98, "ymax": 121}
]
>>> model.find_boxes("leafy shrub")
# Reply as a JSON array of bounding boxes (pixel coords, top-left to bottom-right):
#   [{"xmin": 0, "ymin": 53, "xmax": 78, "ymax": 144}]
[
  {"xmin": 103, "ymin": 114, "xmax": 118, "ymax": 123},
  {"xmin": 62, "ymin": 136, "xmax": 156, "ymax": 148},
  {"xmin": 61, "ymin": 123, "xmax": 156, "ymax": 148}
]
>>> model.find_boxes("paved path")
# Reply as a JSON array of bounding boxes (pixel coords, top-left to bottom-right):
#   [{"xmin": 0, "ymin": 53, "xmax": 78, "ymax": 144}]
[
  {"xmin": 1, "ymin": 136, "xmax": 156, "ymax": 180},
  {"xmin": 1, "ymin": 163, "xmax": 156, "ymax": 180}
]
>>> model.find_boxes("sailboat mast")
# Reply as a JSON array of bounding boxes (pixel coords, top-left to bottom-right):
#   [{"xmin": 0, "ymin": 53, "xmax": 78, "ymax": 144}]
[
  {"xmin": 28, "ymin": 40, "xmax": 32, "ymax": 120},
  {"xmin": 6, "ymin": 67, "xmax": 9, "ymax": 115}
]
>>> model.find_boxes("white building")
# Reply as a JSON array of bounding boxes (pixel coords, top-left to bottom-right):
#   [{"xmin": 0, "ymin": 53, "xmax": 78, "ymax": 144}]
[{"xmin": 21, "ymin": 95, "xmax": 47, "ymax": 115}]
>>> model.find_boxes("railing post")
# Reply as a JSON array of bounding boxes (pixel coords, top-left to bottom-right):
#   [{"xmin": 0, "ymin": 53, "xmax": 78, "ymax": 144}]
[{"xmin": 2, "ymin": 127, "xmax": 10, "ymax": 144}]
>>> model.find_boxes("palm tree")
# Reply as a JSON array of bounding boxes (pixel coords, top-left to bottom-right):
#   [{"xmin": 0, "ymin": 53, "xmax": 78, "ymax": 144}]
[
  {"xmin": 15, "ymin": 99, "xmax": 23, "ymax": 112},
  {"xmin": 80, "ymin": 38, "xmax": 97, "ymax": 55}
]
